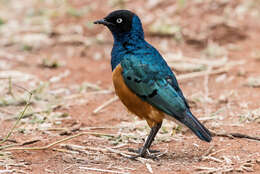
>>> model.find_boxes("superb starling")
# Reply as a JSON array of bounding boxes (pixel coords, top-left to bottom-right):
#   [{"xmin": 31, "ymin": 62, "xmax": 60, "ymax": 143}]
[{"xmin": 94, "ymin": 10, "xmax": 211, "ymax": 158}]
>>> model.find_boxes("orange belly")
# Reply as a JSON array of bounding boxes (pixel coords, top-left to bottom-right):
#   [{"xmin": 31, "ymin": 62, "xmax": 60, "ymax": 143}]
[{"xmin": 112, "ymin": 64, "xmax": 164, "ymax": 128}]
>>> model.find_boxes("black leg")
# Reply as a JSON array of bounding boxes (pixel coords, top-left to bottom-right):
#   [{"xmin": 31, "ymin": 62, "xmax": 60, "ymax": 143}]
[{"xmin": 129, "ymin": 122, "xmax": 162, "ymax": 159}]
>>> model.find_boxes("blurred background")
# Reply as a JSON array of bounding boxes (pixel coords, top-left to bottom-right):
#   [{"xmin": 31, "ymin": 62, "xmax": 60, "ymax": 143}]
[{"xmin": 0, "ymin": 0, "xmax": 260, "ymax": 173}]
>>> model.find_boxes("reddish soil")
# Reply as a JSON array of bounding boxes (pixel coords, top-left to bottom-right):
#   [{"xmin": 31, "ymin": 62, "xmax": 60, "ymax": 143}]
[{"xmin": 0, "ymin": 0, "xmax": 260, "ymax": 173}]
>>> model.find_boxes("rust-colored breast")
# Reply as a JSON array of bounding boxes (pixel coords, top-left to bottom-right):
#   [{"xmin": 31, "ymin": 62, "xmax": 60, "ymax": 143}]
[{"xmin": 112, "ymin": 64, "xmax": 165, "ymax": 128}]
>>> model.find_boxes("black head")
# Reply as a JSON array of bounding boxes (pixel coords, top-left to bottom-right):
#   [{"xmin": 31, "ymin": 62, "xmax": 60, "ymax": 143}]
[{"xmin": 94, "ymin": 10, "xmax": 135, "ymax": 33}]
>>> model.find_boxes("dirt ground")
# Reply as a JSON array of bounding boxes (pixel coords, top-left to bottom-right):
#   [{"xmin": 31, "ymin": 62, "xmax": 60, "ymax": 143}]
[{"xmin": 0, "ymin": 0, "xmax": 260, "ymax": 173}]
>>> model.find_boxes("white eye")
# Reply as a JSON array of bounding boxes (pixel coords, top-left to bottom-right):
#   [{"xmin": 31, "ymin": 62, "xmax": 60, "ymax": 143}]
[{"xmin": 116, "ymin": 18, "xmax": 123, "ymax": 23}]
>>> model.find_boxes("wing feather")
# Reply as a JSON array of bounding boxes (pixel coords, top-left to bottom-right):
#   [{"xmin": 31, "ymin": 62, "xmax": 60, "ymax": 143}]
[{"xmin": 121, "ymin": 55, "xmax": 187, "ymax": 118}]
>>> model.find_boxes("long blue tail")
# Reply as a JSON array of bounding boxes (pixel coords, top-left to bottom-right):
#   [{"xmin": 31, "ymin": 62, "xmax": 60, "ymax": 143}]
[{"xmin": 182, "ymin": 111, "xmax": 212, "ymax": 142}]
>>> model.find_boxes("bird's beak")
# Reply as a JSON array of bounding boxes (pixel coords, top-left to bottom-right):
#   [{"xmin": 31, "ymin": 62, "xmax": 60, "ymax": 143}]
[{"xmin": 93, "ymin": 19, "xmax": 114, "ymax": 26}]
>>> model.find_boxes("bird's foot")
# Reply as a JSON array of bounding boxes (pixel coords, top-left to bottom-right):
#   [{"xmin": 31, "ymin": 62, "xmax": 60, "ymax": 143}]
[
  {"xmin": 127, "ymin": 147, "xmax": 160, "ymax": 160},
  {"xmin": 128, "ymin": 148, "xmax": 160, "ymax": 154}
]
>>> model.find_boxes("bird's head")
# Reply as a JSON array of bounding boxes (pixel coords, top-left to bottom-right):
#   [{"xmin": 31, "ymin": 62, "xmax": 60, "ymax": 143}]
[{"xmin": 94, "ymin": 10, "xmax": 144, "ymax": 40}]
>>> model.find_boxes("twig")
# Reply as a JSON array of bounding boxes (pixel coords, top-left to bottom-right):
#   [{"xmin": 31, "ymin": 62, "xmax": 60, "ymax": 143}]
[
  {"xmin": 12, "ymin": 83, "xmax": 33, "ymax": 94},
  {"xmin": 202, "ymin": 156, "xmax": 223, "ymax": 163},
  {"xmin": 0, "ymin": 92, "xmax": 32, "ymax": 145},
  {"xmin": 174, "ymin": 56, "xmax": 227, "ymax": 67},
  {"xmin": 20, "ymin": 139, "xmax": 40, "ymax": 146},
  {"xmin": 198, "ymin": 116, "xmax": 220, "ymax": 121},
  {"xmin": 176, "ymin": 59, "xmax": 245, "ymax": 80},
  {"xmin": 177, "ymin": 67, "xmax": 227, "ymax": 80},
  {"xmin": 4, "ymin": 132, "xmax": 116, "ymax": 151},
  {"xmin": 64, "ymin": 164, "xmax": 76, "ymax": 172},
  {"xmin": 93, "ymin": 96, "xmax": 118, "ymax": 114},
  {"xmin": 81, "ymin": 82, "xmax": 102, "ymax": 91},
  {"xmin": 195, "ymin": 166, "xmax": 234, "ymax": 174},
  {"xmin": 60, "ymin": 144, "xmax": 96, "ymax": 155},
  {"xmin": 0, "ymin": 138, "xmax": 17, "ymax": 143},
  {"xmin": 211, "ymin": 130, "xmax": 260, "ymax": 141},
  {"xmin": 53, "ymin": 148, "xmax": 79, "ymax": 154},
  {"xmin": 0, "ymin": 139, "xmax": 41, "ymax": 150},
  {"xmin": 229, "ymin": 133, "xmax": 260, "ymax": 141},
  {"xmin": 0, "ymin": 144, "xmax": 18, "ymax": 150},
  {"xmin": 206, "ymin": 149, "xmax": 225, "ymax": 157},
  {"xmin": 46, "ymin": 128, "xmax": 68, "ymax": 132},
  {"xmin": 61, "ymin": 144, "xmax": 132, "ymax": 157},
  {"xmin": 146, "ymin": 163, "xmax": 153, "ymax": 173},
  {"xmin": 84, "ymin": 146, "xmax": 107, "ymax": 152},
  {"xmin": 105, "ymin": 147, "xmax": 132, "ymax": 158},
  {"xmin": 79, "ymin": 167, "xmax": 130, "ymax": 174},
  {"xmin": 201, "ymin": 145, "xmax": 215, "ymax": 157}
]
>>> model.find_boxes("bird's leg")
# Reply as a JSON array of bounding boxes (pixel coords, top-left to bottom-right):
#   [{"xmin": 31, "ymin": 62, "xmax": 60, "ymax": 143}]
[{"xmin": 128, "ymin": 122, "xmax": 162, "ymax": 159}]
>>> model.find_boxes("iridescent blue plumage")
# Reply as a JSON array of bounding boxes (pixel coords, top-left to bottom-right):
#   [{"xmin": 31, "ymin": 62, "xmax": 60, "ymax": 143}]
[
  {"xmin": 94, "ymin": 10, "xmax": 211, "ymax": 158},
  {"xmin": 110, "ymin": 13, "xmax": 211, "ymax": 142}
]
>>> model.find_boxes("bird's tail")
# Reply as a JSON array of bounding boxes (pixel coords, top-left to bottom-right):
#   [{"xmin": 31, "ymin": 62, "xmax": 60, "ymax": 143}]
[{"xmin": 182, "ymin": 111, "xmax": 212, "ymax": 142}]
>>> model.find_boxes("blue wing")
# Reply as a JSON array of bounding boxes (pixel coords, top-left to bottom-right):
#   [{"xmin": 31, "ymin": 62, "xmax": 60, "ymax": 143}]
[
  {"xmin": 121, "ymin": 50, "xmax": 188, "ymax": 118},
  {"xmin": 120, "ymin": 47, "xmax": 211, "ymax": 142}
]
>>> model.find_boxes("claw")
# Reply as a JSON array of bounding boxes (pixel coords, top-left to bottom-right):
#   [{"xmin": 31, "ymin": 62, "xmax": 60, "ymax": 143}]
[
  {"xmin": 127, "ymin": 153, "xmax": 142, "ymax": 160},
  {"xmin": 126, "ymin": 123, "xmax": 163, "ymax": 160},
  {"xmin": 127, "ymin": 147, "xmax": 160, "ymax": 159}
]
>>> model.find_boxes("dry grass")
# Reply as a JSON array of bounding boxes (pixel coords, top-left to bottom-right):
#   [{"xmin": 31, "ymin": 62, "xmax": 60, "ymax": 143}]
[{"xmin": 0, "ymin": 0, "xmax": 260, "ymax": 173}]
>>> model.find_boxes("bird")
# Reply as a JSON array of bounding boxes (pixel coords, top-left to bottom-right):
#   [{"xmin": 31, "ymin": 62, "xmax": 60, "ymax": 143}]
[{"xmin": 94, "ymin": 10, "xmax": 212, "ymax": 159}]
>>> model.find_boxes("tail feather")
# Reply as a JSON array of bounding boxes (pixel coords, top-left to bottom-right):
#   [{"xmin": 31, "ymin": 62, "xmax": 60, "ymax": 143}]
[{"xmin": 182, "ymin": 111, "xmax": 212, "ymax": 142}]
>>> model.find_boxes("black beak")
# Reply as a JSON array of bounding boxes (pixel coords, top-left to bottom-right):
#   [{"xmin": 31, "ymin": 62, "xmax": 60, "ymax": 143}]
[{"xmin": 93, "ymin": 19, "xmax": 114, "ymax": 26}]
